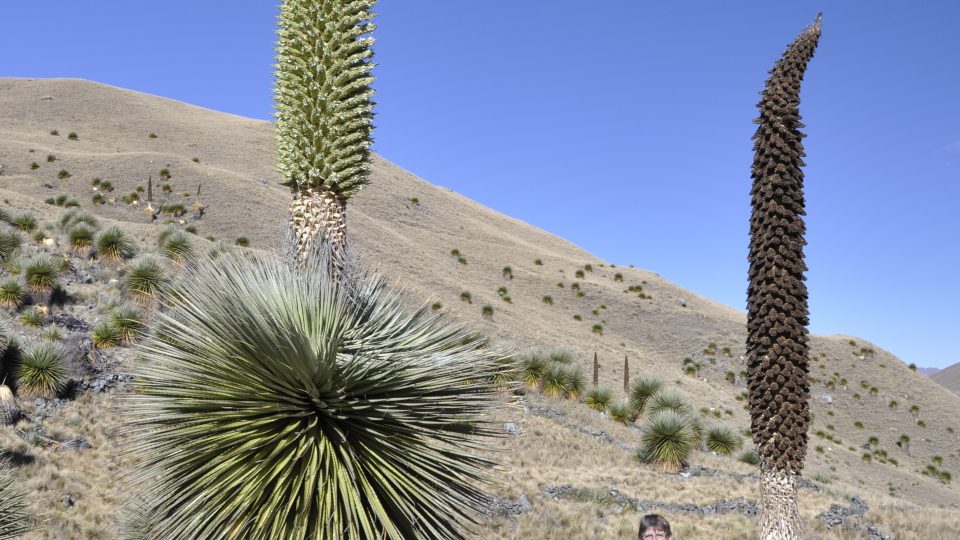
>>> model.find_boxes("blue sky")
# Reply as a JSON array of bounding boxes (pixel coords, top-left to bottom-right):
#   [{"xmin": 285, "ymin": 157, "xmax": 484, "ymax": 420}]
[{"xmin": 2, "ymin": 2, "xmax": 958, "ymax": 368}]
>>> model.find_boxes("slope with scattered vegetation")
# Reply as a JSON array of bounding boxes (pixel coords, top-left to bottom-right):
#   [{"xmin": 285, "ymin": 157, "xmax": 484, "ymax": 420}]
[{"xmin": 0, "ymin": 79, "xmax": 957, "ymax": 538}]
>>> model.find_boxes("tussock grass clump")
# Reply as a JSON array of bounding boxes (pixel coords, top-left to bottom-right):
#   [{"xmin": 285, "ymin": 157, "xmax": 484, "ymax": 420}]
[
  {"xmin": 16, "ymin": 342, "xmax": 68, "ymax": 398},
  {"xmin": 126, "ymin": 246, "xmax": 500, "ymax": 539},
  {"xmin": 124, "ymin": 257, "xmax": 169, "ymax": 302},
  {"xmin": 547, "ymin": 347, "xmax": 574, "ymax": 365},
  {"xmin": 161, "ymin": 232, "xmax": 193, "ymax": 264},
  {"xmin": 19, "ymin": 308, "xmax": 44, "ymax": 327},
  {"xmin": 705, "ymin": 425, "xmax": 743, "ymax": 455},
  {"xmin": 109, "ymin": 305, "xmax": 145, "ymax": 344},
  {"xmin": 739, "ymin": 448, "xmax": 760, "ymax": 465},
  {"xmin": 647, "ymin": 389, "xmax": 693, "ymax": 416},
  {"xmin": 0, "ymin": 225, "xmax": 21, "ymax": 261},
  {"xmin": 68, "ymin": 223, "xmax": 95, "ymax": 253},
  {"xmin": 565, "ymin": 368, "xmax": 586, "ymax": 399},
  {"xmin": 608, "ymin": 400, "xmax": 636, "ymax": 425},
  {"xmin": 0, "ymin": 278, "xmax": 26, "ymax": 309},
  {"xmin": 481, "ymin": 304, "xmax": 494, "ymax": 318},
  {"xmin": 541, "ymin": 365, "xmax": 585, "ymax": 399},
  {"xmin": 629, "ymin": 375, "xmax": 664, "ymax": 416},
  {"xmin": 60, "ymin": 208, "xmax": 98, "ymax": 230},
  {"xmin": 23, "ymin": 256, "xmax": 61, "ymax": 294},
  {"xmin": 491, "ymin": 356, "xmax": 521, "ymax": 387},
  {"xmin": 234, "ymin": 236, "xmax": 250, "ymax": 247},
  {"xmin": 519, "ymin": 352, "xmax": 548, "ymax": 390},
  {"xmin": 95, "ymin": 225, "xmax": 137, "ymax": 262},
  {"xmin": 638, "ymin": 410, "xmax": 697, "ymax": 473},
  {"xmin": 0, "ymin": 467, "xmax": 30, "ymax": 538},
  {"xmin": 584, "ymin": 386, "xmax": 613, "ymax": 412},
  {"xmin": 11, "ymin": 213, "xmax": 36, "ymax": 233},
  {"xmin": 91, "ymin": 322, "xmax": 120, "ymax": 349},
  {"xmin": 541, "ymin": 365, "xmax": 570, "ymax": 398}
]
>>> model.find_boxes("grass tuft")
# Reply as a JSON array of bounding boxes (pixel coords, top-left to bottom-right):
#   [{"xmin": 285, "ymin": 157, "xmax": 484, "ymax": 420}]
[
  {"xmin": 584, "ymin": 386, "xmax": 613, "ymax": 412},
  {"xmin": 705, "ymin": 425, "xmax": 742, "ymax": 455},
  {"xmin": 96, "ymin": 225, "xmax": 137, "ymax": 262},
  {"xmin": 629, "ymin": 375, "xmax": 664, "ymax": 417},
  {"xmin": 639, "ymin": 410, "xmax": 697, "ymax": 473}
]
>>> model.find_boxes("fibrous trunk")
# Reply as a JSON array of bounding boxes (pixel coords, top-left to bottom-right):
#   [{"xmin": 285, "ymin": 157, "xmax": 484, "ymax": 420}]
[
  {"xmin": 290, "ymin": 188, "xmax": 347, "ymax": 266},
  {"xmin": 759, "ymin": 466, "xmax": 803, "ymax": 540},
  {"xmin": 746, "ymin": 13, "xmax": 821, "ymax": 540}
]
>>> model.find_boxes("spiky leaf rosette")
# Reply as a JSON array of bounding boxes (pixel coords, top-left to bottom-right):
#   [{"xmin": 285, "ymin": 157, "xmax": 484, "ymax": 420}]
[
  {"xmin": 275, "ymin": 0, "xmax": 376, "ymax": 260},
  {"xmin": 0, "ymin": 467, "xmax": 29, "ymax": 539},
  {"xmin": 646, "ymin": 389, "xmax": 692, "ymax": 417},
  {"xmin": 747, "ymin": 14, "xmax": 820, "ymax": 476},
  {"xmin": 628, "ymin": 375, "xmax": 663, "ymax": 417},
  {"xmin": 0, "ymin": 278, "xmax": 26, "ymax": 309},
  {"xmin": 109, "ymin": 305, "xmax": 145, "ymax": 345},
  {"xmin": 126, "ymin": 249, "xmax": 500, "ymax": 540},
  {"xmin": 706, "ymin": 425, "xmax": 743, "ymax": 456},
  {"xmin": 584, "ymin": 385, "xmax": 613, "ymax": 412},
  {"xmin": 95, "ymin": 225, "xmax": 137, "ymax": 262},
  {"xmin": 23, "ymin": 256, "xmax": 61, "ymax": 294},
  {"xmin": 639, "ymin": 410, "xmax": 697, "ymax": 473},
  {"xmin": 0, "ymin": 224, "xmax": 21, "ymax": 261},
  {"xmin": 124, "ymin": 257, "xmax": 169, "ymax": 303},
  {"xmin": 15, "ymin": 342, "xmax": 68, "ymax": 399}
]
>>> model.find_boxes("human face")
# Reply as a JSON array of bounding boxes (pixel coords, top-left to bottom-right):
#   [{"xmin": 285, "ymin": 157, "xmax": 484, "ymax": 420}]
[{"xmin": 641, "ymin": 527, "xmax": 669, "ymax": 540}]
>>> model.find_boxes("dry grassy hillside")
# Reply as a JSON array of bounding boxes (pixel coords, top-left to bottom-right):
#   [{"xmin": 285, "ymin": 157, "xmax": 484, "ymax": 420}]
[
  {"xmin": 1, "ymin": 78, "xmax": 959, "ymax": 539},
  {"xmin": 932, "ymin": 362, "xmax": 960, "ymax": 395}
]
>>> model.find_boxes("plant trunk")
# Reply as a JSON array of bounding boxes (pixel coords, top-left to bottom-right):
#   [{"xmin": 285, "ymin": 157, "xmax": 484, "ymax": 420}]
[
  {"xmin": 623, "ymin": 355, "xmax": 629, "ymax": 394},
  {"xmin": 759, "ymin": 465, "xmax": 802, "ymax": 540},
  {"xmin": 592, "ymin": 352, "xmax": 599, "ymax": 387},
  {"xmin": 289, "ymin": 188, "xmax": 347, "ymax": 267}
]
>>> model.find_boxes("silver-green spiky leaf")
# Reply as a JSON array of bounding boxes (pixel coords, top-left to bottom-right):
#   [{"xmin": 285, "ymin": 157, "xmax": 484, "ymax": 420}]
[{"xmin": 0, "ymin": 467, "xmax": 29, "ymax": 539}]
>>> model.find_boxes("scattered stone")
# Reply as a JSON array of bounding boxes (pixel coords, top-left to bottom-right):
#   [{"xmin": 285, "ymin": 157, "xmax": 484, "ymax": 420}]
[
  {"xmin": 676, "ymin": 299, "xmax": 687, "ymax": 307},
  {"xmin": 40, "ymin": 96, "xmax": 53, "ymax": 101},
  {"xmin": 482, "ymin": 494, "xmax": 532, "ymax": 517},
  {"xmin": 820, "ymin": 394, "xmax": 833, "ymax": 404},
  {"xmin": 525, "ymin": 405, "xmax": 565, "ymax": 419},
  {"xmin": 51, "ymin": 314, "xmax": 91, "ymax": 332},
  {"xmin": 78, "ymin": 373, "xmax": 134, "ymax": 393},
  {"xmin": 62, "ymin": 494, "xmax": 74, "ymax": 508},
  {"xmin": 816, "ymin": 496, "xmax": 890, "ymax": 539},
  {"xmin": 503, "ymin": 422, "xmax": 519, "ymax": 435},
  {"xmin": 544, "ymin": 485, "xmax": 759, "ymax": 517}
]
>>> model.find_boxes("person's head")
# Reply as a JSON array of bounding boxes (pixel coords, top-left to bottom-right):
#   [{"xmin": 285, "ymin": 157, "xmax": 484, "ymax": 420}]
[{"xmin": 638, "ymin": 514, "xmax": 672, "ymax": 540}]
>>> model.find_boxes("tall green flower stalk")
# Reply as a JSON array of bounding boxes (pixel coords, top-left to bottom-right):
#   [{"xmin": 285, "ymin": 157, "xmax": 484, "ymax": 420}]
[
  {"xmin": 126, "ymin": 247, "xmax": 501, "ymax": 539},
  {"xmin": 747, "ymin": 13, "xmax": 821, "ymax": 540},
  {"xmin": 275, "ymin": 0, "xmax": 376, "ymax": 264}
]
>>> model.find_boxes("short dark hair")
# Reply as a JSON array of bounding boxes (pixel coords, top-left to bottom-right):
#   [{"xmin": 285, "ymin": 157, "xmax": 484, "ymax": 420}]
[{"xmin": 638, "ymin": 514, "xmax": 672, "ymax": 539}]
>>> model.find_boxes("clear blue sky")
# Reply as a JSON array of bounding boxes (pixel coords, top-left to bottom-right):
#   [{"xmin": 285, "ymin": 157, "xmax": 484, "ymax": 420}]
[{"xmin": 2, "ymin": 2, "xmax": 958, "ymax": 369}]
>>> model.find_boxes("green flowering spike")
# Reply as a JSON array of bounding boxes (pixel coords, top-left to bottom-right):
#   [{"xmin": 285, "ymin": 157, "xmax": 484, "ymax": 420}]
[{"xmin": 275, "ymin": 0, "xmax": 377, "ymax": 261}]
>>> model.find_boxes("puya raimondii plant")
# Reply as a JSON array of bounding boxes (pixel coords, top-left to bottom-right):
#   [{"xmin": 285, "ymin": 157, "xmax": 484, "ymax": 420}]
[
  {"xmin": 746, "ymin": 13, "xmax": 821, "ymax": 540},
  {"xmin": 125, "ymin": 243, "xmax": 502, "ymax": 539}
]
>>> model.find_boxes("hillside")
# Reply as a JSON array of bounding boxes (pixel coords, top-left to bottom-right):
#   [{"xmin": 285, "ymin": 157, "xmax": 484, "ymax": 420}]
[
  {"xmin": 932, "ymin": 362, "xmax": 960, "ymax": 395},
  {"xmin": 0, "ymin": 78, "xmax": 959, "ymax": 539}
]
